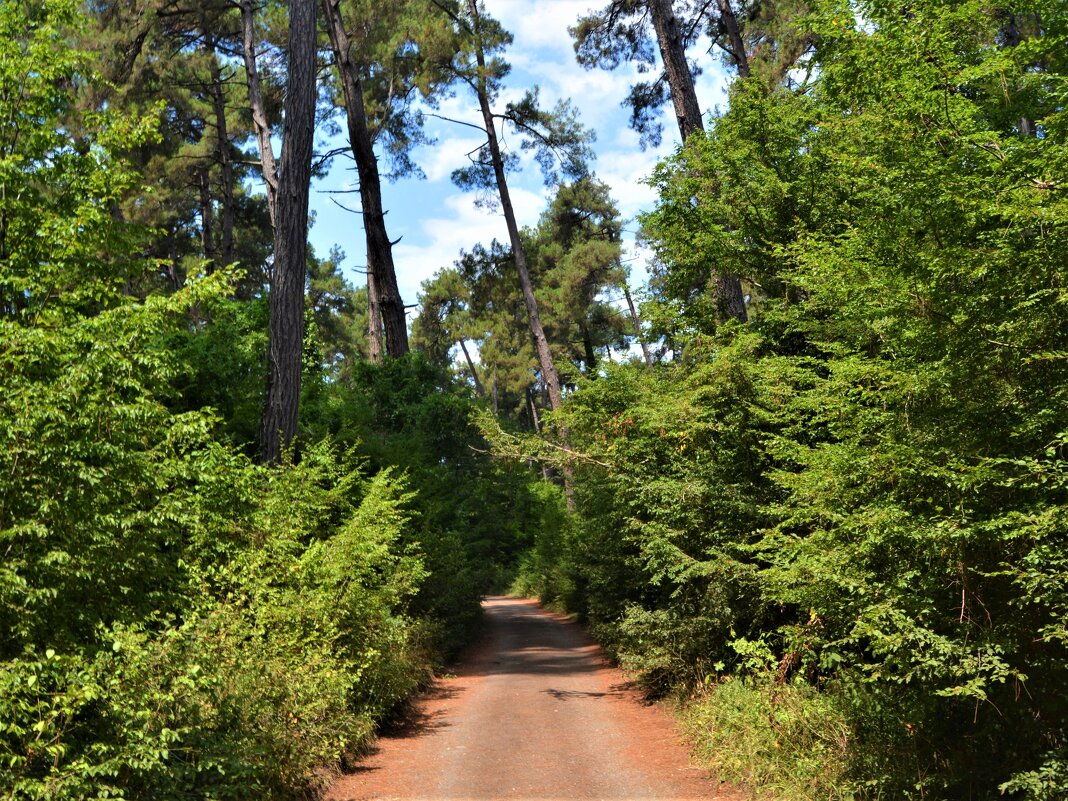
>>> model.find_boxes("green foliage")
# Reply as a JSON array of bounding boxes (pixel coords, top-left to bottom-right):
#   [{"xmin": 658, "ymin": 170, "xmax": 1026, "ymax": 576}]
[
  {"xmin": 0, "ymin": 273, "xmax": 433, "ymax": 799},
  {"xmin": 0, "ymin": 7, "xmax": 450, "ymax": 796},
  {"xmin": 302, "ymin": 353, "xmax": 551, "ymax": 652},
  {"xmin": 9, "ymin": 0, "xmax": 1068, "ymax": 798},
  {"xmin": 682, "ymin": 678, "xmax": 852, "ymax": 800},
  {"xmin": 508, "ymin": 0, "xmax": 1068, "ymax": 797},
  {"xmin": 165, "ymin": 294, "xmax": 268, "ymax": 450},
  {"xmin": 507, "ymin": 481, "xmax": 575, "ymax": 607},
  {"xmin": 413, "ymin": 177, "xmax": 639, "ymax": 427},
  {"xmin": 84, "ymin": 0, "xmax": 275, "ymax": 295},
  {"xmin": 521, "ymin": 349, "xmax": 771, "ymax": 692},
  {"xmin": 0, "ymin": 0, "xmax": 158, "ymax": 320}
]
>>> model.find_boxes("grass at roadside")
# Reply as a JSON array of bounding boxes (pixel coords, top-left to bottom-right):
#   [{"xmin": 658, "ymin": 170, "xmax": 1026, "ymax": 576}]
[{"xmin": 678, "ymin": 677, "xmax": 854, "ymax": 801}]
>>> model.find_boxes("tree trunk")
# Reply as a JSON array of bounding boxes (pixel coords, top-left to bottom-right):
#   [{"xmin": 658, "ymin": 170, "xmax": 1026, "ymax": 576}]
[
  {"xmin": 260, "ymin": 0, "xmax": 317, "ymax": 464},
  {"xmin": 465, "ymin": 0, "xmax": 564, "ymax": 412},
  {"xmin": 715, "ymin": 270, "xmax": 748, "ymax": 321},
  {"xmin": 526, "ymin": 385, "xmax": 542, "ymax": 434},
  {"xmin": 366, "ymin": 262, "xmax": 384, "ymax": 362},
  {"xmin": 581, "ymin": 323, "xmax": 597, "ymax": 375},
  {"xmin": 240, "ymin": 0, "xmax": 279, "ymax": 228},
  {"xmin": 715, "ymin": 0, "xmax": 750, "ymax": 78},
  {"xmin": 458, "ymin": 338, "xmax": 484, "ymax": 396},
  {"xmin": 648, "ymin": 0, "xmax": 704, "ymax": 140},
  {"xmin": 321, "ymin": 0, "xmax": 410, "ymax": 359},
  {"xmin": 204, "ymin": 29, "xmax": 236, "ymax": 266},
  {"xmin": 649, "ymin": 0, "xmax": 748, "ymax": 324},
  {"xmin": 623, "ymin": 283, "xmax": 654, "ymax": 366}
]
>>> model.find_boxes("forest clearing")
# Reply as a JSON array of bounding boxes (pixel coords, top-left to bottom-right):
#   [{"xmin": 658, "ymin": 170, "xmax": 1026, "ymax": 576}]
[{"xmin": 1, "ymin": 0, "xmax": 1065, "ymax": 799}]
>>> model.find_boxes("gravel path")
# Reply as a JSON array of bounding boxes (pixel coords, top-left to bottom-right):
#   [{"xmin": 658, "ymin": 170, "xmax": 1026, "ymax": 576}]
[{"xmin": 326, "ymin": 596, "xmax": 743, "ymax": 801}]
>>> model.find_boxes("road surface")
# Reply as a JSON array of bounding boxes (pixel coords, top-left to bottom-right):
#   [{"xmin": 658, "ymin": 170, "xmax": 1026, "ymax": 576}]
[{"xmin": 326, "ymin": 597, "xmax": 742, "ymax": 801}]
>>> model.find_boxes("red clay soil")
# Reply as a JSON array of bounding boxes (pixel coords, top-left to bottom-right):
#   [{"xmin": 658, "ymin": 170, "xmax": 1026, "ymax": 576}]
[{"xmin": 325, "ymin": 596, "xmax": 744, "ymax": 801}]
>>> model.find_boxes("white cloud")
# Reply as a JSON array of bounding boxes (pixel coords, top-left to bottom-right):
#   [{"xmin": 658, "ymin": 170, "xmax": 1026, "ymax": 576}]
[
  {"xmin": 597, "ymin": 147, "xmax": 663, "ymax": 220},
  {"xmin": 418, "ymin": 134, "xmax": 486, "ymax": 182},
  {"xmin": 493, "ymin": 0, "xmax": 593, "ymax": 54},
  {"xmin": 393, "ymin": 187, "xmax": 549, "ymax": 305}
]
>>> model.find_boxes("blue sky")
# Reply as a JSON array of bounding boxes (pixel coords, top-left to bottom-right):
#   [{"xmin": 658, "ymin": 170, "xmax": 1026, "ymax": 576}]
[{"xmin": 307, "ymin": 0, "xmax": 731, "ymax": 316}]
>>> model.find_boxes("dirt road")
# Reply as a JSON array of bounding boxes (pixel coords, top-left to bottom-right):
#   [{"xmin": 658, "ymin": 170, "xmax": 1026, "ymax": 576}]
[{"xmin": 326, "ymin": 597, "xmax": 741, "ymax": 801}]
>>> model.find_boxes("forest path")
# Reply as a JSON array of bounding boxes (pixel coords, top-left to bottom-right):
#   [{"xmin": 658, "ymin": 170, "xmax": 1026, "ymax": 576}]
[{"xmin": 325, "ymin": 596, "xmax": 743, "ymax": 801}]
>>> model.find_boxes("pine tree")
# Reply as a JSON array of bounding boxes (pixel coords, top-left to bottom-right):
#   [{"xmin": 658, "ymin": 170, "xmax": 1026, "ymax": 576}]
[
  {"xmin": 572, "ymin": 0, "xmax": 812, "ymax": 324},
  {"xmin": 260, "ymin": 0, "xmax": 317, "ymax": 463},
  {"xmin": 441, "ymin": 0, "xmax": 594, "ymax": 414}
]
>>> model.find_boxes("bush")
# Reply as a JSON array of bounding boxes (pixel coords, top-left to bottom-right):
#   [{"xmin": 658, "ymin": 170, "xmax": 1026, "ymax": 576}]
[{"xmin": 0, "ymin": 283, "xmax": 432, "ymax": 799}]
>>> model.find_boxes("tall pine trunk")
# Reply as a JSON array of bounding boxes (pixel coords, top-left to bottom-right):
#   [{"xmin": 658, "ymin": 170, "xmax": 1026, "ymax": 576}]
[
  {"xmin": 715, "ymin": 0, "xmax": 750, "ymax": 78},
  {"xmin": 321, "ymin": 0, "xmax": 410, "ymax": 360},
  {"xmin": 465, "ymin": 0, "xmax": 563, "ymax": 412},
  {"xmin": 366, "ymin": 260, "xmax": 384, "ymax": 361},
  {"xmin": 260, "ymin": 0, "xmax": 317, "ymax": 463},
  {"xmin": 648, "ymin": 0, "xmax": 748, "ymax": 323},
  {"xmin": 649, "ymin": 0, "xmax": 704, "ymax": 140}
]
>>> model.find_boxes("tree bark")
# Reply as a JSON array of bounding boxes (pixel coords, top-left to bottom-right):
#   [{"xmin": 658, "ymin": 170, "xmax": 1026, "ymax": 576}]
[
  {"xmin": 204, "ymin": 29, "xmax": 236, "ymax": 267},
  {"xmin": 581, "ymin": 323, "xmax": 597, "ymax": 375},
  {"xmin": 526, "ymin": 385, "xmax": 542, "ymax": 434},
  {"xmin": 715, "ymin": 0, "xmax": 750, "ymax": 79},
  {"xmin": 465, "ymin": 0, "xmax": 564, "ymax": 412},
  {"xmin": 240, "ymin": 0, "xmax": 279, "ymax": 228},
  {"xmin": 321, "ymin": 0, "xmax": 410, "ymax": 359},
  {"xmin": 648, "ymin": 0, "xmax": 704, "ymax": 140},
  {"xmin": 715, "ymin": 270, "xmax": 748, "ymax": 321},
  {"xmin": 260, "ymin": 0, "xmax": 317, "ymax": 464},
  {"xmin": 366, "ymin": 261, "xmax": 384, "ymax": 361}
]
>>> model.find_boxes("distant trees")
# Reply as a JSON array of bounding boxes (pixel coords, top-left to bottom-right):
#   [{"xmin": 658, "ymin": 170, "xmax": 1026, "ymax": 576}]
[
  {"xmin": 439, "ymin": 0, "xmax": 595, "ymax": 414},
  {"xmin": 82, "ymin": 0, "xmax": 274, "ymax": 295},
  {"xmin": 414, "ymin": 177, "xmax": 638, "ymax": 429}
]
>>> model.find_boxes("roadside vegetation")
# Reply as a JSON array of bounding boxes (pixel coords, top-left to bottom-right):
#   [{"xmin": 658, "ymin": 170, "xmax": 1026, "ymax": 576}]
[{"xmin": 510, "ymin": 3, "xmax": 1068, "ymax": 799}]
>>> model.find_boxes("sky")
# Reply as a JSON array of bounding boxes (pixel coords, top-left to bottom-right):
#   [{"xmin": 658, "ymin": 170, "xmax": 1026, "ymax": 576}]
[{"xmin": 306, "ymin": 0, "xmax": 732, "ymax": 317}]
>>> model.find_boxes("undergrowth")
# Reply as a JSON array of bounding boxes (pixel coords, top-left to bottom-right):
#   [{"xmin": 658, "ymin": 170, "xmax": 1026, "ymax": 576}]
[{"xmin": 680, "ymin": 678, "xmax": 852, "ymax": 801}]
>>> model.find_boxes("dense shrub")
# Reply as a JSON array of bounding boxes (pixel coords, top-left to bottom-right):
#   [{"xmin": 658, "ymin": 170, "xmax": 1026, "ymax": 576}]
[
  {"xmin": 304, "ymin": 354, "xmax": 555, "ymax": 652},
  {"xmin": 513, "ymin": 0, "xmax": 1068, "ymax": 797},
  {"xmin": 0, "ymin": 9, "xmax": 455, "ymax": 794},
  {"xmin": 0, "ymin": 282, "xmax": 433, "ymax": 799}
]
